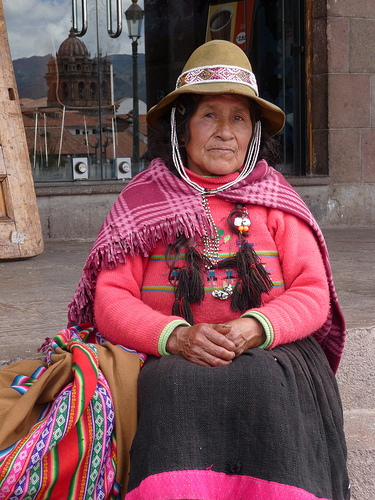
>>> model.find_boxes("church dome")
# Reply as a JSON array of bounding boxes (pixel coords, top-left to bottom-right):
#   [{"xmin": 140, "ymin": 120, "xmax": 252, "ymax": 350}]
[{"xmin": 58, "ymin": 28, "xmax": 89, "ymax": 58}]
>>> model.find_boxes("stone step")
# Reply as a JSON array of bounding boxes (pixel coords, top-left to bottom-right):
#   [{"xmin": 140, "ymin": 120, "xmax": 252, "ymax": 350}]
[
  {"xmin": 336, "ymin": 327, "xmax": 375, "ymax": 410},
  {"xmin": 343, "ymin": 409, "xmax": 375, "ymax": 500},
  {"xmin": 336, "ymin": 326, "xmax": 375, "ymax": 500}
]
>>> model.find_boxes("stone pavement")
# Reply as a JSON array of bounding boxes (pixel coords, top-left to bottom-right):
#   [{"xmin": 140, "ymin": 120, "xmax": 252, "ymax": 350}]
[{"xmin": 1, "ymin": 227, "xmax": 374, "ymax": 499}]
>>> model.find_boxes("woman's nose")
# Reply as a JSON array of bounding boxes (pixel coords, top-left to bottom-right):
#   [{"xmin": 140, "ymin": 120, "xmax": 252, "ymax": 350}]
[{"xmin": 215, "ymin": 118, "xmax": 234, "ymax": 140}]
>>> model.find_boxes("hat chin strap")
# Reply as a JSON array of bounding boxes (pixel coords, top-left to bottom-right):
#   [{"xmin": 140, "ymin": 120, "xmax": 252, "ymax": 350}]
[{"xmin": 170, "ymin": 106, "xmax": 262, "ymax": 195}]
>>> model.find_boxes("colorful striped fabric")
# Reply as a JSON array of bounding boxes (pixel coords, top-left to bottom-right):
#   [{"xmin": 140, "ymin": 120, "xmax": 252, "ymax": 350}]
[{"xmin": 0, "ymin": 325, "xmax": 123, "ymax": 500}]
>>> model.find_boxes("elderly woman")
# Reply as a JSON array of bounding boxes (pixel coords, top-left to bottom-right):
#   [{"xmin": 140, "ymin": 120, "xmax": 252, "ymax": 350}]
[{"xmin": 69, "ymin": 40, "xmax": 349, "ymax": 499}]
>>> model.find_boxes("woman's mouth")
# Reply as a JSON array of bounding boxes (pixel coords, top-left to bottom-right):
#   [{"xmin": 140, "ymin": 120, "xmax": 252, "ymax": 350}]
[{"xmin": 209, "ymin": 148, "xmax": 234, "ymax": 154}]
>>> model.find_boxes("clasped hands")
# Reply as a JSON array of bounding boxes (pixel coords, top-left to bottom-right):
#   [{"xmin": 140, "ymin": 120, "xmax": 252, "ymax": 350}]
[{"xmin": 166, "ymin": 318, "xmax": 266, "ymax": 367}]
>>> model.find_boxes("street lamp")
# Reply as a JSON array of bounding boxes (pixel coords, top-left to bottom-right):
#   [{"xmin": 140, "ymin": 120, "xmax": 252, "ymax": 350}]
[{"xmin": 125, "ymin": 0, "xmax": 144, "ymax": 174}]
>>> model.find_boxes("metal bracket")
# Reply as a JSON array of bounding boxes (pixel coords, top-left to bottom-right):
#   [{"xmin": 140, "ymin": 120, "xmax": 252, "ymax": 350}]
[
  {"xmin": 71, "ymin": 0, "xmax": 88, "ymax": 37},
  {"xmin": 107, "ymin": 0, "xmax": 123, "ymax": 38}
]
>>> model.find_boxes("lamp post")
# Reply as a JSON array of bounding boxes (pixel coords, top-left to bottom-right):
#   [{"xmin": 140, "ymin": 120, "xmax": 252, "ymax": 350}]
[{"xmin": 125, "ymin": 0, "xmax": 144, "ymax": 174}]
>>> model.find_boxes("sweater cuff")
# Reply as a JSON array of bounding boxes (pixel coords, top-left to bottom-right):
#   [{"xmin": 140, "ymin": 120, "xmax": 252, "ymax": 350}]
[
  {"xmin": 240, "ymin": 311, "xmax": 274, "ymax": 349},
  {"xmin": 158, "ymin": 319, "xmax": 191, "ymax": 356}
]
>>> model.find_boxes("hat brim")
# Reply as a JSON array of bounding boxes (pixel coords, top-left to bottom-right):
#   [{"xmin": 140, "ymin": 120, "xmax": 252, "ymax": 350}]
[{"xmin": 146, "ymin": 82, "xmax": 286, "ymax": 137}]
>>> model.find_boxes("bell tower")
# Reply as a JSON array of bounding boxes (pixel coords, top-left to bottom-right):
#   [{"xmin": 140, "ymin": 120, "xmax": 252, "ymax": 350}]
[{"xmin": 45, "ymin": 29, "xmax": 112, "ymax": 109}]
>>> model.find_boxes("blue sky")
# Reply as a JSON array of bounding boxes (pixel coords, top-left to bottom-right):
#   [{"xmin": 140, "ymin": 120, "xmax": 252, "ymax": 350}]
[{"xmin": 3, "ymin": 0, "xmax": 145, "ymax": 60}]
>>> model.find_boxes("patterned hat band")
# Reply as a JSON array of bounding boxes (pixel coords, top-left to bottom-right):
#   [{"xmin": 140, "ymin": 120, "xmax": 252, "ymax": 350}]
[{"xmin": 175, "ymin": 65, "xmax": 259, "ymax": 97}]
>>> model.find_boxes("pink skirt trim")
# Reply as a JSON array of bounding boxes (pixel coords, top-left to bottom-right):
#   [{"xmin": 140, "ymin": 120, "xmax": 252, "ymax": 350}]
[{"xmin": 125, "ymin": 469, "xmax": 331, "ymax": 500}]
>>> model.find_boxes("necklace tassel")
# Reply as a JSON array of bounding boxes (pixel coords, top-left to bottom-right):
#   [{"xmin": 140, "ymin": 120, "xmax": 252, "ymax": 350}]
[
  {"xmin": 230, "ymin": 239, "xmax": 274, "ymax": 311},
  {"xmin": 169, "ymin": 243, "xmax": 206, "ymax": 324},
  {"xmin": 172, "ymin": 297, "xmax": 195, "ymax": 325}
]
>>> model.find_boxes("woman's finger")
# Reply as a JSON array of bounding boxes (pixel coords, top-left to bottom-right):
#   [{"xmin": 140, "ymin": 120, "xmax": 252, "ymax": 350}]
[
  {"xmin": 224, "ymin": 318, "xmax": 266, "ymax": 355},
  {"xmin": 168, "ymin": 323, "xmax": 236, "ymax": 366},
  {"xmin": 184, "ymin": 327, "xmax": 235, "ymax": 361}
]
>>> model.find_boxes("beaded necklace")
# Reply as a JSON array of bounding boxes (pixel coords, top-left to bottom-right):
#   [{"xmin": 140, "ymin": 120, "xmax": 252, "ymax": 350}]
[
  {"xmin": 201, "ymin": 193, "xmax": 220, "ymax": 268},
  {"xmin": 170, "ymin": 106, "xmax": 261, "ymax": 268}
]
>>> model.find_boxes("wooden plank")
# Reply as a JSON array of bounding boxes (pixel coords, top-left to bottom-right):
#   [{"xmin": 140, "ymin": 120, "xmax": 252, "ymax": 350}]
[
  {"xmin": 0, "ymin": 0, "xmax": 44, "ymax": 259},
  {"xmin": 0, "ymin": 143, "xmax": 6, "ymax": 173},
  {"xmin": 0, "ymin": 219, "xmax": 20, "ymax": 259},
  {"xmin": 0, "ymin": 178, "xmax": 9, "ymax": 218}
]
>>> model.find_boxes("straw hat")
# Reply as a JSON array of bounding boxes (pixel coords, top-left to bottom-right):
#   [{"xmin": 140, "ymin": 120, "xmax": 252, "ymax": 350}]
[{"xmin": 146, "ymin": 40, "xmax": 285, "ymax": 136}]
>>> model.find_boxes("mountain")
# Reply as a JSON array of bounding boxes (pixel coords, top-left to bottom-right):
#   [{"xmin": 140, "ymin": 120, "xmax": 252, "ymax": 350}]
[
  {"xmin": 12, "ymin": 53, "xmax": 146, "ymax": 103},
  {"xmin": 13, "ymin": 55, "xmax": 50, "ymax": 100},
  {"xmin": 109, "ymin": 53, "xmax": 146, "ymax": 103}
]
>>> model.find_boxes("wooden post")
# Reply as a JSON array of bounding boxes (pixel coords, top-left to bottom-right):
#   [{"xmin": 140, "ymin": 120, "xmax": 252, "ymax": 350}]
[
  {"xmin": 0, "ymin": 0, "xmax": 44, "ymax": 259},
  {"xmin": 305, "ymin": 0, "xmax": 313, "ymax": 175}
]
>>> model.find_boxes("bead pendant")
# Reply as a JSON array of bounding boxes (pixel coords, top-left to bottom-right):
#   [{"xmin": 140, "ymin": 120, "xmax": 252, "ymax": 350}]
[
  {"xmin": 212, "ymin": 284, "xmax": 233, "ymax": 300},
  {"xmin": 233, "ymin": 213, "xmax": 251, "ymax": 235}
]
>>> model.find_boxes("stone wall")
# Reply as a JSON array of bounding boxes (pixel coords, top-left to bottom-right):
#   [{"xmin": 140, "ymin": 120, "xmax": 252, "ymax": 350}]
[
  {"xmin": 327, "ymin": 0, "xmax": 375, "ymax": 183},
  {"xmin": 309, "ymin": 0, "xmax": 375, "ymax": 226},
  {"xmin": 35, "ymin": 183, "xmax": 124, "ymax": 241}
]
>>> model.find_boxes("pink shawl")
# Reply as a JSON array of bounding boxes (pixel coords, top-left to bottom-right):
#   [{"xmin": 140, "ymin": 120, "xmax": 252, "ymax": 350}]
[{"xmin": 68, "ymin": 158, "xmax": 345, "ymax": 373}]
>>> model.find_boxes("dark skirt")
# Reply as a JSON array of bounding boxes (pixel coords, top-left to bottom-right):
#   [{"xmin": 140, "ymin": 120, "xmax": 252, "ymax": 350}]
[{"xmin": 126, "ymin": 336, "xmax": 350, "ymax": 500}]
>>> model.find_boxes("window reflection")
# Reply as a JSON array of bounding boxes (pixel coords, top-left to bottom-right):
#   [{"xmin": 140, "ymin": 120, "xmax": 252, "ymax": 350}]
[
  {"xmin": 3, "ymin": 0, "xmax": 303, "ymax": 181},
  {"xmin": 4, "ymin": 0, "xmax": 147, "ymax": 182}
]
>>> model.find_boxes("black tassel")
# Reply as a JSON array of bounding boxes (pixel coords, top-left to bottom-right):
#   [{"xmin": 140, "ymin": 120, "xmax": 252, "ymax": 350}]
[
  {"xmin": 172, "ymin": 297, "xmax": 194, "ymax": 325},
  {"xmin": 172, "ymin": 268, "xmax": 194, "ymax": 323},
  {"xmin": 171, "ymin": 258, "xmax": 204, "ymax": 324},
  {"xmin": 217, "ymin": 255, "xmax": 237, "ymax": 270},
  {"xmin": 189, "ymin": 268, "xmax": 205, "ymax": 304},
  {"xmin": 185, "ymin": 245, "xmax": 204, "ymax": 269},
  {"xmin": 231, "ymin": 239, "xmax": 274, "ymax": 311},
  {"xmin": 174, "ymin": 267, "xmax": 190, "ymax": 297},
  {"xmin": 167, "ymin": 236, "xmax": 206, "ymax": 324},
  {"xmin": 185, "ymin": 246, "xmax": 205, "ymax": 304}
]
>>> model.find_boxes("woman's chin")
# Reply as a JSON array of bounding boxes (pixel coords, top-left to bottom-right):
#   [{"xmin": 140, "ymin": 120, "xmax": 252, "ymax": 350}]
[
  {"xmin": 208, "ymin": 164, "xmax": 241, "ymax": 176},
  {"xmin": 189, "ymin": 162, "xmax": 242, "ymax": 177}
]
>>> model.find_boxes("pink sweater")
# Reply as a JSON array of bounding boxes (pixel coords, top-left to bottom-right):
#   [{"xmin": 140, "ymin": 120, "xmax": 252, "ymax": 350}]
[{"xmin": 94, "ymin": 170, "xmax": 330, "ymax": 356}]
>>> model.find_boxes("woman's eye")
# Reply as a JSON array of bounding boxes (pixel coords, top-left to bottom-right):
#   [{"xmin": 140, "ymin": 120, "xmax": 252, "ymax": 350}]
[{"xmin": 234, "ymin": 115, "xmax": 244, "ymax": 121}]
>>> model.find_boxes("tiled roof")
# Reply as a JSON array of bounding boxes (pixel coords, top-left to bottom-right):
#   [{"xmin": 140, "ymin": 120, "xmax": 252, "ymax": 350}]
[
  {"xmin": 24, "ymin": 128, "xmax": 147, "ymax": 158},
  {"xmin": 22, "ymin": 110, "xmax": 145, "ymax": 131}
]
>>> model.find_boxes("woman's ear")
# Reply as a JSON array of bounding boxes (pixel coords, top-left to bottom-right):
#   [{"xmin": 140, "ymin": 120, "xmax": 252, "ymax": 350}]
[{"xmin": 179, "ymin": 133, "xmax": 186, "ymax": 146}]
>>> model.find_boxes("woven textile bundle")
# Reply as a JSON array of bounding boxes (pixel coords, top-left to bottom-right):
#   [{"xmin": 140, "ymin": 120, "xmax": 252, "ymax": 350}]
[{"xmin": 0, "ymin": 324, "xmax": 141, "ymax": 499}]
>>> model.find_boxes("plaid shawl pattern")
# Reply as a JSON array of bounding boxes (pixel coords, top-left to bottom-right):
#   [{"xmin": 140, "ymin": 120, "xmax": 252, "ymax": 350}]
[{"xmin": 68, "ymin": 158, "xmax": 345, "ymax": 373}]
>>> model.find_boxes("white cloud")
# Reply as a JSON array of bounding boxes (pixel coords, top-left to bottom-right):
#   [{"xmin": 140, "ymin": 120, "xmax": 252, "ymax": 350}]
[
  {"xmin": 3, "ymin": 0, "xmax": 145, "ymax": 60},
  {"xmin": 3, "ymin": 0, "xmax": 70, "ymax": 59}
]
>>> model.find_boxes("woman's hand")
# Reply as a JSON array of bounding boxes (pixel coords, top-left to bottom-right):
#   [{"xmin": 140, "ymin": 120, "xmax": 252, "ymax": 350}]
[
  {"xmin": 224, "ymin": 317, "xmax": 266, "ymax": 357},
  {"xmin": 166, "ymin": 323, "xmax": 237, "ymax": 367}
]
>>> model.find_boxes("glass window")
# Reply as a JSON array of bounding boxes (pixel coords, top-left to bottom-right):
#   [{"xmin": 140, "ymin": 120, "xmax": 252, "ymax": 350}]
[
  {"xmin": 3, "ymin": 0, "xmax": 146, "ymax": 182},
  {"xmin": 145, "ymin": 0, "xmax": 306, "ymax": 177},
  {"xmin": 3, "ymin": 0, "xmax": 305, "ymax": 182},
  {"xmin": 251, "ymin": 0, "xmax": 306, "ymax": 175}
]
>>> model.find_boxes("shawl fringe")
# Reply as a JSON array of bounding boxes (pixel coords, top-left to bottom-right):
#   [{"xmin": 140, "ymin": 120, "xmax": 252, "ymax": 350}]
[{"xmin": 68, "ymin": 205, "xmax": 214, "ymax": 326}]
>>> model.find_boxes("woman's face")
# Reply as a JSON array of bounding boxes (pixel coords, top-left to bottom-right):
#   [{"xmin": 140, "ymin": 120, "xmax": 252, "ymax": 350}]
[{"xmin": 183, "ymin": 94, "xmax": 253, "ymax": 177}]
